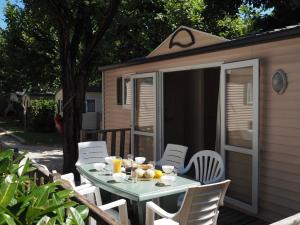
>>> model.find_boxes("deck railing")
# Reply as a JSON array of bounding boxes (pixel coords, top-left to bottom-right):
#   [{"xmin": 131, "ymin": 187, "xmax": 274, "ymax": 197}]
[
  {"xmin": 80, "ymin": 128, "xmax": 131, "ymax": 158},
  {"xmin": 31, "ymin": 163, "xmax": 122, "ymax": 225}
]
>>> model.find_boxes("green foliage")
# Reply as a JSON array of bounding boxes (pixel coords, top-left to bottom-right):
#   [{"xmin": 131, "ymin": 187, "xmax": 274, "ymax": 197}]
[
  {"xmin": 0, "ymin": 149, "xmax": 88, "ymax": 225},
  {"xmin": 29, "ymin": 99, "xmax": 56, "ymax": 132},
  {"xmin": 0, "ymin": 3, "xmax": 60, "ymax": 94}
]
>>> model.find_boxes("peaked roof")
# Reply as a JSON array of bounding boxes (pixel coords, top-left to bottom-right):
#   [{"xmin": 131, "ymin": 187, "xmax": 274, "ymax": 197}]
[
  {"xmin": 147, "ymin": 26, "xmax": 228, "ymax": 57},
  {"xmin": 99, "ymin": 23, "xmax": 300, "ymax": 71}
]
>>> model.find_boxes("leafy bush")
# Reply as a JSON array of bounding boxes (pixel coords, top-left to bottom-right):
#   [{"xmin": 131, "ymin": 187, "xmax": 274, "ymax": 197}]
[
  {"xmin": 0, "ymin": 149, "xmax": 88, "ymax": 224},
  {"xmin": 29, "ymin": 99, "xmax": 56, "ymax": 132}
]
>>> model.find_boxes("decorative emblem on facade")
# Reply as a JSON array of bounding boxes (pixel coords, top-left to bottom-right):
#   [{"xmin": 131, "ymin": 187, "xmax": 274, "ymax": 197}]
[{"xmin": 169, "ymin": 27, "xmax": 195, "ymax": 49}]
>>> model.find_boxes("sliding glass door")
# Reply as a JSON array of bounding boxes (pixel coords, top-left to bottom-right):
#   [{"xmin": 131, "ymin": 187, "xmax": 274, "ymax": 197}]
[{"xmin": 220, "ymin": 59, "xmax": 259, "ymax": 213}]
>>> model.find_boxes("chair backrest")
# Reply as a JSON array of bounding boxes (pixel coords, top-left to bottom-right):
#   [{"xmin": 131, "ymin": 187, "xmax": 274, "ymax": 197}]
[
  {"xmin": 160, "ymin": 144, "xmax": 188, "ymax": 171},
  {"xmin": 183, "ymin": 150, "xmax": 224, "ymax": 184},
  {"xmin": 177, "ymin": 180, "xmax": 231, "ymax": 225},
  {"xmin": 76, "ymin": 141, "xmax": 108, "ymax": 166}
]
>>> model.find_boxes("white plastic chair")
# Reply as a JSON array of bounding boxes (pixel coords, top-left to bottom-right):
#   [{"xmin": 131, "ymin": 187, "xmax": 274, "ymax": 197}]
[
  {"xmin": 79, "ymin": 186, "xmax": 130, "ymax": 225},
  {"xmin": 157, "ymin": 144, "xmax": 188, "ymax": 174},
  {"xmin": 145, "ymin": 180, "xmax": 231, "ymax": 225},
  {"xmin": 60, "ymin": 173, "xmax": 94, "ymax": 193},
  {"xmin": 76, "ymin": 141, "xmax": 108, "ymax": 166},
  {"xmin": 58, "ymin": 173, "xmax": 130, "ymax": 225},
  {"xmin": 76, "ymin": 141, "xmax": 109, "ymax": 184},
  {"xmin": 181, "ymin": 150, "xmax": 224, "ymax": 184}
]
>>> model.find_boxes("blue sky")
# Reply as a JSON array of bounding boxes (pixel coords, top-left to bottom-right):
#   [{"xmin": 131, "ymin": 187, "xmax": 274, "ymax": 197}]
[{"xmin": 0, "ymin": 0, "xmax": 23, "ymax": 29}]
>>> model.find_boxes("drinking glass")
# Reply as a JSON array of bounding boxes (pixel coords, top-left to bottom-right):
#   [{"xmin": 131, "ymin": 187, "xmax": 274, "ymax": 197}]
[
  {"xmin": 130, "ymin": 169, "xmax": 138, "ymax": 183},
  {"xmin": 171, "ymin": 168, "xmax": 177, "ymax": 184},
  {"xmin": 113, "ymin": 156, "xmax": 122, "ymax": 173},
  {"xmin": 125, "ymin": 154, "xmax": 134, "ymax": 175}
]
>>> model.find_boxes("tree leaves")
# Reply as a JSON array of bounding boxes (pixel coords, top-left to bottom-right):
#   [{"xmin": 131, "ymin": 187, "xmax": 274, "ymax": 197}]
[
  {"xmin": 0, "ymin": 150, "xmax": 89, "ymax": 225},
  {"xmin": 0, "ymin": 175, "xmax": 18, "ymax": 208}
]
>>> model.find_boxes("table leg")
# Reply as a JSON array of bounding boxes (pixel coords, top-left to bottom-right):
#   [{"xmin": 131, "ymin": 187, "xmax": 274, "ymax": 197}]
[{"xmin": 137, "ymin": 201, "xmax": 146, "ymax": 225}]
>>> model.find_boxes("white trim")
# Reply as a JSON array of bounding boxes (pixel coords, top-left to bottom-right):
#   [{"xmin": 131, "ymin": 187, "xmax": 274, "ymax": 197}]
[
  {"xmin": 101, "ymin": 71, "xmax": 105, "ymax": 129},
  {"xmin": 157, "ymin": 72, "xmax": 164, "ymax": 160},
  {"xmin": 132, "ymin": 131, "xmax": 154, "ymax": 137},
  {"xmin": 159, "ymin": 61, "xmax": 223, "ymax": 73},
  {"xmin": 220, "ymin": 58, "xmax": 259, "ymax": 214},
  {"xmin": 121, "ymin": 75, "xmax": 133, "ymax": 109},
  {"xmin": 224, "ymin": 145, "xmax": 253, "ymax": 155}
]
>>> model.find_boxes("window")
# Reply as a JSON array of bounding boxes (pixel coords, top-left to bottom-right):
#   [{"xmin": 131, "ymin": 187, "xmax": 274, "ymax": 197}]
[
  {"xmin": 123, "ymin": 77, "xmax": 132, "ymax": 105},
  {"xmin": 86, "ymin": 99, "xmax": 95, "ymax": 112},
  {"xmin": 116, "ymin": 76, "xmax": 132, "ymax": 106}
]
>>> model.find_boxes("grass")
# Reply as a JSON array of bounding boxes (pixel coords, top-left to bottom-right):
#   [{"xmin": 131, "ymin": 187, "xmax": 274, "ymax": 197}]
[{"xmin": 0, "ymin": 117, "xmax": 62, "ymax": 146}]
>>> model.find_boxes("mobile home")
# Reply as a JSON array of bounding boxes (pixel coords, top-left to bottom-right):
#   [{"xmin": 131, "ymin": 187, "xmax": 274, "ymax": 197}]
[
  {"xmin": 56, "ymin": 85, "xmax": 102, "ymax": 130},
  {"xmin": 99, "ymin": 25, "xmax": 300, "ymax": 222}
]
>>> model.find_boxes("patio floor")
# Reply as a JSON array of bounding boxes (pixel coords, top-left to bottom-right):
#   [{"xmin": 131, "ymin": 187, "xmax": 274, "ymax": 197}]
[{"xmin": 218, "ymin": 207, "xmax": 268, "ymax": 225}]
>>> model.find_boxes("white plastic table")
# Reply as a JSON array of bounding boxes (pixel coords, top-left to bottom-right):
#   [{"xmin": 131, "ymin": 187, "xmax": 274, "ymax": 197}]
[{"xmin": 77, "ymin": 164, "xmax": 200, "ymax": 225}]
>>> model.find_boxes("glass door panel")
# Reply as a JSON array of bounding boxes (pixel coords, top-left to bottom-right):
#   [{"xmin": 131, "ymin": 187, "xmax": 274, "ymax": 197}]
[
  {"xmin": 134, "ymin": 135, "xmax": 154, "ymax": 160},
  {"xmin": 134, "ymin": 77, "xmax": 155, "ymax": 133},
  {"xmin": 131, "ymin": 73, "xmax": 157, "ymax": 161},
  {"xmin": 221, "ymin": 59, "xmax": 259, "ymax": 214},
  {"xmin": 225, "ymin": 67, "xmax": 253, "ymax": 149}
]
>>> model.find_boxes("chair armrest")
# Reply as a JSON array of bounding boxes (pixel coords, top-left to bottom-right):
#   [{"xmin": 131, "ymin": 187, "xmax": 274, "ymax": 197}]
[
  {"xmin": 146, "ymin": 201, "xmax": 176, "ymax": 219},
  {"xmin": 74, "ymin": 183, "xmax": 92, "ymax": 192},
  {"xmin": 76, "ymin": 186, "xmax": 97, "ymax": 195},
  {"xmin": 98, "ymin": 199, "xmax": 129, "ymax": 225},
  {"xmin": 98, "ymin": 199, "xmax": 126, "ymax": 211}
]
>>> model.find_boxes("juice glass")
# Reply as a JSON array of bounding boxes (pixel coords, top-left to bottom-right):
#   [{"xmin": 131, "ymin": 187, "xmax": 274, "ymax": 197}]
[{"xmin": 113, "ymin": 156, "xmax": 122, "ymax": 173}]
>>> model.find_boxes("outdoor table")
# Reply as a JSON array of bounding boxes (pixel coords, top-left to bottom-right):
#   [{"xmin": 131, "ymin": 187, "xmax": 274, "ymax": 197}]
[{"xmin": 77, "ymin": 164, "xmax": 200, "ymax": 225}]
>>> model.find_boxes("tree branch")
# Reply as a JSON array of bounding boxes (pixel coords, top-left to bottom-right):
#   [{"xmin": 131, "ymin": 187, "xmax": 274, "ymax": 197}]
[{"xmin": 79, "ymin": 0, "xmax": 121, "ymax": 70}]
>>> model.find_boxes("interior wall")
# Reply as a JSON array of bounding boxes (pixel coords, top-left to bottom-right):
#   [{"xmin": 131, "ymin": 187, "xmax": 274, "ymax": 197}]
[
  {"xmin": 184, "ymin": 70, "xmax": 205, "ymax": 160},
  {"xmin": 204, "ymin": 68, "xmax": 220, "ymax": 150},
  {"xmin": 164, "ymin": 68, "xmax": 219, "ymax": 162}
]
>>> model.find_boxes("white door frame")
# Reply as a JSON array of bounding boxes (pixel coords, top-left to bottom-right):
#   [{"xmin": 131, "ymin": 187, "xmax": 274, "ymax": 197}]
[
  {"xmin": 131, "ymin": 72, "xmax": 159, "ymax": 160},
  {"xmin": 220, "ymin": 59, "xmax": 259, "ymax": 214}
]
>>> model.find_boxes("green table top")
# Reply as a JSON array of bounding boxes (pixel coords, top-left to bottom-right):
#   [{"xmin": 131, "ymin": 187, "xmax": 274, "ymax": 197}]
[{"xmin": 77, "ymin": 164, "xmax": 200, "ymax": 202}]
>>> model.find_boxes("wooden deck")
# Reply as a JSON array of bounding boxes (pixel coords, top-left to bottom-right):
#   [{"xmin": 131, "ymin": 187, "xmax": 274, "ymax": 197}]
[{"xmin": 218, "ymin": 207, "xmax": 268, "ymax": 225}]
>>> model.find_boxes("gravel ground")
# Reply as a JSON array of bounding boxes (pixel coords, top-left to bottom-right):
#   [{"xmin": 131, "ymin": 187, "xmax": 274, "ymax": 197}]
[{"xmin": 0, "ymin": 131, "xmax": 63, "ymax": 173}]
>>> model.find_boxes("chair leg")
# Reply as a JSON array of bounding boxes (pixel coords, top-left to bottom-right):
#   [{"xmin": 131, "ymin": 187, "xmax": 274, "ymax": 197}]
[
  {"xmin": 145, "ymin": 203, "xmax": 155, "ymax": 225},
  {"xmin": 89, "ymin": 217, "xmax": 97, "ymax": 225}
]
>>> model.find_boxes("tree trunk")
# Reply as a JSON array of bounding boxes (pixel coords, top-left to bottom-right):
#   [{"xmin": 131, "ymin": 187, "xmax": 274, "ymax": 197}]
[{"xmin": 60, "ymin": 32, "xmax": 87, "ymax": 178}]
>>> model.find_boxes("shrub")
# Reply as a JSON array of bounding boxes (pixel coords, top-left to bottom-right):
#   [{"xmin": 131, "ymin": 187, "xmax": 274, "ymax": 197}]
[
  {"xmin": 0, "ymin": 149, "xmax": 88, "ymax": 224},
  {"xmin": 29, "ymin": 99, "xmax": 56, "ymax": 132}
]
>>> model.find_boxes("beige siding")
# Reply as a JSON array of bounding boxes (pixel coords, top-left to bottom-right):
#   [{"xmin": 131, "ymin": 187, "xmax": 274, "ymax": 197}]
[{"xmin": 103, "ymin": 36, "xmax": 300, "ymax": 222}]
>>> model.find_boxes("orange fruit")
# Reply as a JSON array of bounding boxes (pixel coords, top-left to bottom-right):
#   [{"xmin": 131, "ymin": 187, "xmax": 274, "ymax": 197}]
[{"xmin": 154, "ymin": 170, "xmax": 163, "ymax": 179}]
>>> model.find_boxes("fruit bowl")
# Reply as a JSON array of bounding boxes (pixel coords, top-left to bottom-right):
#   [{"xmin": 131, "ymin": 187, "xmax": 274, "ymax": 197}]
[
  {"xmin": 160, "ymin": 175, "xmax": 176, "ymax": 185},
  {"xmin": 135, "ymin": 157, "xmax": 146, "ymax": 164},
  {"xmin": 112, "ymin": 173, "xmax": 126, "ymax": 182}
]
